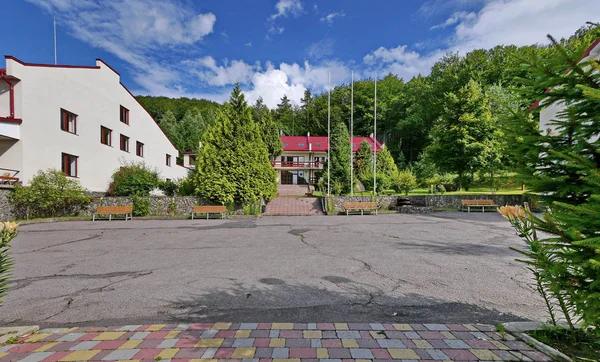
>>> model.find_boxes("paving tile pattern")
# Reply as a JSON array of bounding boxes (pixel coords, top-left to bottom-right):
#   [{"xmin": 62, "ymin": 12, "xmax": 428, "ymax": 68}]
[
  {"xmin": 0, "ymin": 323, "xmax": 551, "ymax": 361},
  {"xmin": 265, "ymin": 197, "xmax": 324, "ymax": 216}
]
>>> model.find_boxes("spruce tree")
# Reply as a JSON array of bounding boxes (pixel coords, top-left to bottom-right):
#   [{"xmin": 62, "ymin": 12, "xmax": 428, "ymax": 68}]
[
  {"xmin": 324, "ymin": 121, "xmax": 351, "ymax": 194},
  {"xmin": 193, "ymin": 84, "xmax": 277, "ymax": 205},
  {"xmin": 376, "ymin": 145, "xmax": 399, "ymax": 177},
  {"xmin": 158, "ymin": 110, "xmax": 181, "ymax": 150},
  {"xmin": 354, "ymin": 141, "xmax": 373, "ymax": 180}
]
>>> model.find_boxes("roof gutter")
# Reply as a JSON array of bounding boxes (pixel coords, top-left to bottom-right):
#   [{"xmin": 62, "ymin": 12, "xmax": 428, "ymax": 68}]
[{"xmin": 0, "ymin": 70, "xmax": 15, "ymax": 119}]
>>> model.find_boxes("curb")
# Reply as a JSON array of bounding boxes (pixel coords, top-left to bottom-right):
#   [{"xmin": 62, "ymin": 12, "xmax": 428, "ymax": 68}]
[
  {"xmin": 501, "ymin": 322, "xmax": 573, "ymax": 362},
  {"xmin": 0, "ymin": 326, "xmax": 39, "ymax": 344}
]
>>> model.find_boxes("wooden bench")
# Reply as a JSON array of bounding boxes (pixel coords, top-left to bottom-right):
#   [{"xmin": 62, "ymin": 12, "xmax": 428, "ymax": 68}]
[
  {"xmin": 344, "ymin": 202, "xmax": 378, "ymax": 215},
  {"xmin": 93, "ymin": 206, "xmax": 133, "ymax": 221},
  {"xmin": 460, "ymin": 199, "xmax": 498, "ymax": 213},
  {"xmin": 191, "ymin": 205, "xmax": 227, "ymax": 219}
]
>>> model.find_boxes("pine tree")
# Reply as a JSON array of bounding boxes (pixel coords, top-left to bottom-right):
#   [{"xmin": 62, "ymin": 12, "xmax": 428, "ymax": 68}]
[
  {"xmin": 193, "ymin": 84, "xmax": 277, "ymax": 205},
  {"xmin": 424, "ymin": 79, "xmax": 499, "ymax": 190},
  {"xmin": 258, "ymin": 108, "xmax": 283, "ymax": 160},
  {"xmin": 177, "ymin": 108, "xmax": 211, "ymax": 152},
  {"xmin": 354, "ymin": 141, "xmax": 373, "ymax": 181},
  {"xmin": 323, "ymin": 121, "xmax": 351, "ymax": 194},
  {"xmin": 300, "ymin": 90, "xmax": 313, "ymax": 135},
  {"xmin": 275, "ymin": 95, "xmax": 293, "ymax": 135}
]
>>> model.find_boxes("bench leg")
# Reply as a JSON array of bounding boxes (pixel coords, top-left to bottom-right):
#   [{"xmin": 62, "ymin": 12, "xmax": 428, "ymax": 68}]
[
  {"xmin": 109, "ymin": 214, "xmax": 112, "ymax": 221},
  {"xmin": 93, "ymin": 214, "xmax": 95, "ymax": 221},
  {"xmin": 482, "ymin": 206, "xmax": 485, "ymax": 213},
  {"xmin": 467, "ymin": 206, "xmax": 470, "ymax": 213},
  {"xmin": 346, "ymin": 210, "xmax": 348, "ymax": 215},
  {"xmin": 207, "ymin": 213, "xmax": 209, "ymax": 220},
  {"xmin": 191, "ymin": 213, "xmax": 194, "ymax": 220},
  {"xmin": 375, "ymin": 209, "xmax": 378, "ymax": 215},
  {"xmin": 361, "ymin": 210, "xmax": 363, "ymax": 216}
]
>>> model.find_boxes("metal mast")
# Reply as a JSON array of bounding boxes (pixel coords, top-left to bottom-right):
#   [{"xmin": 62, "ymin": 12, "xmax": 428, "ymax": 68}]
[
  {"xmin": 350, "ymin": 71, "xmax": 354, "ymax": 196},
  {"xmin": 374, "ymin": 73, "xmax": 377, "ymax": 195},
  {"xmin": 54, "ymin": 17, "xmax": 57, "ymax": 65},
  {"xmin": 327, "ymin": 72, "xmax": 331, "ymax": 196}
]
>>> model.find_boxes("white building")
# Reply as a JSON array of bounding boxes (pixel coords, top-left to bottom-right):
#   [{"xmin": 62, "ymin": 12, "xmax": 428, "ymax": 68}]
[
  {"xmin": 538, "ymin": 39, "xmax": 600, "ymax": 133},
  {"xmin": 0, "ymin": 56, "xmax": 188, "ymax": 191}
]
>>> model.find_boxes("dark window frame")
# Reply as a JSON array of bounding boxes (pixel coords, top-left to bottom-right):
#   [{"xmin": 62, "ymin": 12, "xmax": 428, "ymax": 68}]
[
  {"xmin": 120, "ymin": 134, "xmax": 130, "ymax": 152},
  {"xmin": 60, "ymin": 109, "xmax": 77, "ymax": 134},
  {"xmin": 100, "ymin": 126, "xmax": 112, "ymax": 146},
  {"xmin": 61, "ymin": 153, "xmax": 78, "ymax": 177},
  {"xmin": 120, "ymin": 105, "xmax": 129, "ymax": 125},
  {"xmin": 136, "ymin": 141, "xmax": 144, "ymax": 157},
  {"xmin": 166, "ymin": 154, "xmax": 172, "ymax": 167}
]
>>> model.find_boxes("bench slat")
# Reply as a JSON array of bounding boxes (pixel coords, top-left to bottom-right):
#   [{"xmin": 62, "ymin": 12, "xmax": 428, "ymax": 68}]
[
  {"xmin": 94, "ymin": 206, "xmax": 133, "ymax": 214},
  {"xmin": 193, "ymin": 205, "xmax": 227, "ymax": 213},
  {"xmin": 461, "ymin": 200, "xmax": 496, "ymax": 206}
]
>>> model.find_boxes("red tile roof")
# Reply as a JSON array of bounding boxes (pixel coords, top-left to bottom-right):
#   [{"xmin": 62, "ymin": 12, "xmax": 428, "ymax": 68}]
[{"xmin": 280, "ymin": 135, "xmax": 382, "ymax": 152}]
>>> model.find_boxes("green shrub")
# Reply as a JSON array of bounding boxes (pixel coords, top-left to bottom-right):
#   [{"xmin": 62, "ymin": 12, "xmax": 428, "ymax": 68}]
[
  {"xmin": 361, "ymin": 172, "xmax": 390, "ymax": 193},
  {"xmin": 0, "ymin": 221, "xmax": 19, "ymax": 305},
  {"xmin": 391, "ymin": 169, "xmax": 417, "ymax": 195},
  {"xmin": 131, "ymin": 195, "xmax": 151, "ymax": 216},
  {"xmin": 178, "ymin": 177, "xmax": 195, "ymax": 196},
  {"xmin": 108, "ymin": 162, "xmax": 160, "ymax": 196},
  {"xmin": 9, "ymin": 169, "xmax": 90, "ymax": 219},
  {"xmin": 159, "ymin": 179, "xmax": 179, "ymax": 196}
]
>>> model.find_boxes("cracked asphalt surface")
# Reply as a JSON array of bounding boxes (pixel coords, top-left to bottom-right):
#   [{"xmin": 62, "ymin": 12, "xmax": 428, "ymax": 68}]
[{"xmin": 0, "ymin": 213, "xmax": 545, "ymax": 327}]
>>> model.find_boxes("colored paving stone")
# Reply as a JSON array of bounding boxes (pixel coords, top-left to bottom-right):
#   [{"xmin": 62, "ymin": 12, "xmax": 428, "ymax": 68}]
[{"xmin": 0, "ymin": 323, "xmax": 551, "ymax": 362}]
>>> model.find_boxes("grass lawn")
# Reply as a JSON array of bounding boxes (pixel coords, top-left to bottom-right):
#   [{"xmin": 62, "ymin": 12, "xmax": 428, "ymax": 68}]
[{"xmin": 313, "ymin": 187, "xmax": 527, "ymax": 197}]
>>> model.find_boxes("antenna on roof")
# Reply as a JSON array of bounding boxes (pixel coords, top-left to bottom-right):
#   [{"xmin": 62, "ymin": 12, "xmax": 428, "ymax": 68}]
[{"xmin": 53, "ymin": 16, "xmax": 57, "ymax": 65}]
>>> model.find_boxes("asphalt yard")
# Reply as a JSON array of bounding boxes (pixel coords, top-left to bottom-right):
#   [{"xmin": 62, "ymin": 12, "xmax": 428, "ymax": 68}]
[{"xmin": 1, "ymin": 213, "xmax": 544, "ymax": 328}]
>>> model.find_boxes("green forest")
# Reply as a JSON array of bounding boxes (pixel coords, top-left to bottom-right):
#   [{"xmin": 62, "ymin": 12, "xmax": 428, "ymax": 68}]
[{"xmin": 136, "ymin": 24, "xmax": 599, "ymax": 192}]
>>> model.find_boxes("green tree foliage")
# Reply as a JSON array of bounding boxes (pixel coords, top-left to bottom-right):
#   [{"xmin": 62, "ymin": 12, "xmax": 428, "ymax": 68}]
[
  {"xmin": 108, "ymin": 162, "xmax": 160, "ymax": 196},
  {"xmin": 275, "ymin": 94, "xmax": 294, "ymax": 135},
  {"xmin": 354, "ymin": 141, "xmax": 373, "ymax": 181},
  {"xmin": 300, "ymin": 90, "xmax": 314, "ymax": 136},
  {"xmin": 391, "ymin": 169, "xmax": 418, "ymax": 195},
  {"xmin": 515, "ymin": 33, "xmax": 600, "ymax": 206},
  {"xmin": 137, "ymin": 95, "xmax": 220, "ymax": 122},
  {"xmin": 424, "ymin": 79, "xmax": 500, "ymax": 190},
  {"xmin": 193, "ymin": 84, "xmax": 277, "ymax": 204},
  {"xmin": 323, "ymin": 121, "xmax": 351, "ymax": 194},
  {"xmin": 158, "ymin": 110, "xmax": 179, "ymax": 149},
  {"xmin": 0, "ymin": 221, "xmax": 18, "ymax": 305},
  {"xmin": 253, "ymin": 97, "xmax": 282, "ymax": 159},
  {"xmin": 376, "ymin": 145, "xmax": 398, "ymax": 176},
  {"xmin": 500, "ymin": 30, "xmax": 600, "ymax": 335},
  {"xmin": 9, "ymin": 169, "xmax": 90, "ymax": 219},
  {"xmin": 177, "ymin": 108, "xmax": 212, "ymax": 152}
]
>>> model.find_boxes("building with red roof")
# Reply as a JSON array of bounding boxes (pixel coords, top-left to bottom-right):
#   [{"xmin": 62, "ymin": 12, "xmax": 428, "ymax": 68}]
[{"xmin": 275, "ymin": 132, "xmax": 382, "ymax": 185}]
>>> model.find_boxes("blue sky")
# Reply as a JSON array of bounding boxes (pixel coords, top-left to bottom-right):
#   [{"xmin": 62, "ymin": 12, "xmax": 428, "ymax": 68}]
[{"xmin": 2, "ymin": 0, "xmax": 598, "ymax": 107}]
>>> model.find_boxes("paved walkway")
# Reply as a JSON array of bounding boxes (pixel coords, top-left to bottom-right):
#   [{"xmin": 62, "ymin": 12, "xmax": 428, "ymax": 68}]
[
  {"xmin": 265, "ymin": 198, "xmax": 323, "ymax": 216},
  {"xmin": 0, "ymin": 323, "xmax": 550, "ymax": 361}
]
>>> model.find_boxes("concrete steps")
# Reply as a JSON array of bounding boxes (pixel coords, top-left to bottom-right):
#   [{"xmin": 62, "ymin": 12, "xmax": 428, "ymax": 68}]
[{"xmin": 265, "ymin": 197, "xmax": 324, "ymax": 216}]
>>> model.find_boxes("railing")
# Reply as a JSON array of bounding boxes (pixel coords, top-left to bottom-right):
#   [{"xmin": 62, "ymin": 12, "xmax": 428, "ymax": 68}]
[
  {"xmin": 271, "ymin": 161, "xmax": 324, "ymax": 169},
  {"xmin": 0, "ymin": 168, "xmax": 20, "ymax": 187}
]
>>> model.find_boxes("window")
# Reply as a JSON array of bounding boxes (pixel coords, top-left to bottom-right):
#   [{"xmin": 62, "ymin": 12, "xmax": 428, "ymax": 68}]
[
  {"xmin": 60, "ymin": 109, "xmax": 77, "ymax": 134},
  {"xmin": 298, "ymin": 143, "xmax": 304, "ymax": 147},
  {"xmin": 120, "ymin": 105, "xmax": 129, "ymax": 125},
  {"xmin": 120, "ymin": 134, "xmax": 129, "ymax": 152},
  {"xmin": 61, "ymin": 153, "xmax": 78, "ymax": 177},
  {"xmin": 101, "ymin": 126, "xmax": 112, "ymax": 146},
  {"xmin": 166, "ymin": 154, "xmax": 172, "ymax": 166},
  {"xmin": 136, "ymin": 141, "xmax": 144, "ymax": 157}
]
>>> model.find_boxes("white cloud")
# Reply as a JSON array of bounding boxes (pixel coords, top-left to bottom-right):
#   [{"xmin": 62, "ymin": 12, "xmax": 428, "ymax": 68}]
[
  {"xmin": 363, "ymin": 45, "xmax": 420, "ymax": 65},
  {"xmin": 269, "ymin": 0, "xmax": 303, "ymax": 20},
  {"xmin": 430, "ymin": 11, "xmax": 476, "ymax": 30},
  {"xmin": 26, "ymin": 0, "xmax": 216, "ymax": 97},
  {"xmin": 306, "ymin": 38, "xmax": 335, "ymax": 60},
  {"xmin": 269, "ymin": 26, "xmax": 285, "ymax": 35},
  {"xmin": 185, "ymin": 57, "xmax": 259, "ymax": 86},
  {"xmin": 448, "ymin": 0, "xmax": 598, "ymax": 52},
  {"xmin": 366, "ymin": 0, "xmax": 599, "ymax": 81},
  {"xmin": 320, "ymin": 12, "xmax": 345, "ymax": 25}
]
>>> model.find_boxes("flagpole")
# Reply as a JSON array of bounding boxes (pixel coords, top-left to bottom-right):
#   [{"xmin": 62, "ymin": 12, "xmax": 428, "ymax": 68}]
[
  {"xmin": 327, "ymin": 72, "xmax": 331, "ymax": 197},
  {"xmin": 374, "ymin": 73, "xmax": 377, "ymax": 196},
  {"xmin": 350, "ymin": 71, "xmax": 354, "ymax": 196},
  {"xmin": 53, "ymin": 17, "xmax": 57, "ymax": 65}
]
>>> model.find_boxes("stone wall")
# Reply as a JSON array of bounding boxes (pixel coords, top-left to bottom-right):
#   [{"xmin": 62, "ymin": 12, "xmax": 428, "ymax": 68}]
[
  {"xmin": 325, "ymin": 194, "xmax": 530, "ymax": 213},
  {"xmin": 0, "ymin": 189, "xmax": 13, "ymax": 221}
]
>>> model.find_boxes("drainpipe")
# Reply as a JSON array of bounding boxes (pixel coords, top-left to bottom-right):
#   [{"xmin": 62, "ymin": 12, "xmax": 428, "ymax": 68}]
[{"xmin": 0, "ymin": 72, "xmax": 15, "ymax": 118}]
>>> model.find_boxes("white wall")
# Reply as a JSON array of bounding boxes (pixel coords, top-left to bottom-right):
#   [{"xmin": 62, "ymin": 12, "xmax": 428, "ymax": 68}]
[
  {"xmin": 0, "ymin": 82, "xmax": 10, "ymax": 117},
  {"xmin": 0, "ymin": 140, "xmax": 21, "ymax": 175},
  {"xmin": 4, "ymin": 58, "xmax": 187, "ymax": 191}
]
